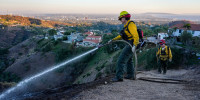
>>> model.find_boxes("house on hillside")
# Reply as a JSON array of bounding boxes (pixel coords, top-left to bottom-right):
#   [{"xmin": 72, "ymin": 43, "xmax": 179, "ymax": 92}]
[
  {"xmin": 169, "ymin": 23, "xmax": 200, "ymax": 37},
  {"xmin": 158, "ymin": 33, "xmax": 169, "ymax": 40},
  {"xmin": 106, "ymin": 33, "xmax": 112, "ymax": 35},
  {"xmin": 54, "ymin": 31, "xmax": 64, "ymax": 40},
  {"xmin": 59, "ymin": 30, "xmax": 65, "ymax": 34},
  {"xmin": 83, "ymin": 31, "xmax": 94, "ymax": 36},
  {"xmin": 81, "ymin": 35, "xmax": 102, "ymax": 47},
  {"xmin": 66, "ymin": 33, "xmax": 84, "ymax": 43}
]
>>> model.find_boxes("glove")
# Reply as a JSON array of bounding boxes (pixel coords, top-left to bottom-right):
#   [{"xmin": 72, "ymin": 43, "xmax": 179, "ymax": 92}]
[
  {"xmin": 169, "ymin": 59, "xmax": 172, "ymax": 62},
  {"xmin": 108, "ymin": 40, "xmax": 112, "ymax": 44},
  {"xmin": 132, "ymin": 45, "xmax": 136, "ymax": 52}
]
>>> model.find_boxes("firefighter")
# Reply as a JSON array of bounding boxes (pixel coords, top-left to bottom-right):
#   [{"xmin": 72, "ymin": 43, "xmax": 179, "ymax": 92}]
[
  {"xmin": 156, "ymin": 39, "xmax": 172, "ymax": 74},
  {"xmin": 108, "ymin": 11, "xmax": 139, "ymax": 82}
]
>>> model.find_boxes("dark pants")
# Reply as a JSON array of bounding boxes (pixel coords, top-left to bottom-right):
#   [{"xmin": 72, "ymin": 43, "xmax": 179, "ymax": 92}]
[
  {"xmin": 158, "ymin": 59, "xmax": 168, "ymax": 74},
  {"xmin": 116, "ymin": 45, "xmax": 134, "ymax": 79}
]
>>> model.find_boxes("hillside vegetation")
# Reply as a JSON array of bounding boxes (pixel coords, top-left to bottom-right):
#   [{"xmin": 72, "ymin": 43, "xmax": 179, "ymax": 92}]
[{"xmin": 0, "ymin": 15, "xmax": 73, "ymax": 27}]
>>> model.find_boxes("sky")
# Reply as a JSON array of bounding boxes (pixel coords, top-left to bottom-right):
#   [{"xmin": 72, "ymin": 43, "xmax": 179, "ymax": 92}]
[{"xmin": 0, "ymin": 0, "xmax": 200, "ymax": 15}]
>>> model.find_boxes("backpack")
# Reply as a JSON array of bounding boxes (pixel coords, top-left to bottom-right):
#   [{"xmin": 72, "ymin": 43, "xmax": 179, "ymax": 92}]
[
  {"xmin": 159, "ymin": 46, "xmax": 170, "ymax": 59},
  {"xmin": 137, "ymin": 29, "xmax": 144, "ymax": 41}
]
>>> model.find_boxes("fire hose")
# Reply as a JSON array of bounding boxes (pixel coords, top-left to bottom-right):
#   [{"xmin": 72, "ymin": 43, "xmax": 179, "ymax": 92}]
[
  {"xmin": 98, "ymin": 40, "xmax": 145, "ymax": 79},
  {"xmin": 98, "ymin": 40, "xmax": 189, "ymax": 84},
  {"xmin": 113, "ymin": 40, "xmax": 138, "ymax": 79}
]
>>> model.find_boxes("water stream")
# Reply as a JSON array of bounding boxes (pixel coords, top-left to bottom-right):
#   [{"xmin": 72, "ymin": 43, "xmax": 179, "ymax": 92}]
[{"xmin": 0, "ymin": 47, "xmax": 98, "ymax": 100}]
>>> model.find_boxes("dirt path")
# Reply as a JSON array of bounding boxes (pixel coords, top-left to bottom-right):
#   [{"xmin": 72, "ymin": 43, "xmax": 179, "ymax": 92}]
[
  {"xmin": 12, "ymin": 68, "xmax": 200, "ymax": 100},
  {"xmin": 70, "ymin": 69, "xmax": 200, "ymax": 100}
]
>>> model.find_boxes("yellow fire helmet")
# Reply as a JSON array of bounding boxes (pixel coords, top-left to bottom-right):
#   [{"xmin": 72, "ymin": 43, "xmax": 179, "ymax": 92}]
[{"xmin": 118, "ymin": 11, "xmax": 131, "ymax": 20}]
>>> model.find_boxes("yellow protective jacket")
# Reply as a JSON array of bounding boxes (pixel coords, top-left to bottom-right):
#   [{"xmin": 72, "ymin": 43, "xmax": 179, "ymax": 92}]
[
  {"xmin": 112, "ymin": 20, "xmax": 139, "ymax": 46},
  {"xmin": 156, "ymin": 46, "xmax": 172, "ymax": 61}
]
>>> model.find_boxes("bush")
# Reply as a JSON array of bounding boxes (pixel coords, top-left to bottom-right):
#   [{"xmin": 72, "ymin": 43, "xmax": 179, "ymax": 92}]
[
  {"xmin": 96, "ymin": 72, "xmax": 102, "ymax": 79},
  {"xmin": 86, "ymin": 72, "xmax": 91, "ymax": 77},
  {"xmin": 48, "ymin": 29, "xmax": 57, "ymax": 36},
  {"xmin": 137, "ymin": 47, "xmax": 185, "ymax": 70},
  {"xmin": 95, "ymin": 61, "xmax": 107, "ymax": 72},
  {"xmin": 167, "ymin": 47, "xmax": 184, "ymax": 68},
  {"xmin": 146, "ymin": 49, "xmax": 158, "ymax": 70},
  {"xmin": 42, "ymin": 43, "xmax": 53, "ymax": 52},
  {"xmin": 0, "ymin": 72, "xmax": 21, "ymax": 82},
  {"xmin": 63, "ymin": 36, "xmax": 68, "ymax": 40},
  {"xmin": 180, "ymin": 31, "xmax": 192, "ymax": 45}
]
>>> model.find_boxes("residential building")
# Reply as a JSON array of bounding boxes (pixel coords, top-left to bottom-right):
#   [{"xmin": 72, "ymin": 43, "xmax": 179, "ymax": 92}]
[
  {"xmin": 54, "ymin": 31, "xmax": 64, "ymax": 40},
  {"xmin": 82, "ymin": 35, "xmax": 102, "ymax": 47},
  {"xmin": 66, "ymin": 33, "xmax": 84, "ymax": 43},
  {"xmin": 158, "ymin": 33, "xmax": 169, "ymax": 40},
  {"xmin": 169, "ymin": 23, "xmax": 200, "ymax": 37},
  {"xmin": 84, "ymin": 31, "xmax": 94, "ymax": 36}
]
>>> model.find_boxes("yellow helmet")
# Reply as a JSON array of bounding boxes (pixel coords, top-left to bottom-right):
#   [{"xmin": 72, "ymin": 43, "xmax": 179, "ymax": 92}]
[{"xmin": 118, "ymin": 11, "xmax": 131, "ymax": 20}]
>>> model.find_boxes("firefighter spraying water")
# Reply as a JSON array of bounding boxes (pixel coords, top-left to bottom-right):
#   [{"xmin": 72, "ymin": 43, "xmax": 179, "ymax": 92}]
[{"xmin": 0, "ymin": 11, "xmax": 146, "ymax": 99}]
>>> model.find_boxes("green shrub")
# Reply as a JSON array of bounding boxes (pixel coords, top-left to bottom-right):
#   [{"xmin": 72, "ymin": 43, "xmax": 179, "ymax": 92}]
[
  {"xmin": 0, "ymin": 72, "xmax": 21, "ymax": 82},
  {"xmin": 180, "ymin": 31, "xmax": 192, "ymax": 45},
  {"xmin": 82, "ymin": 75, "xmax": 86, "ymax": 78},
  {"xmin": 63, "ymin": 36, "xmax": 68, "ymax": 40},
  {"xmin": 95, "ymin": 66, "xmax": 101, "ymax": 71},
  {"xmin": 86, "ymin": 72, "xmax": 91, "ymax": 77},
  {"xmin": 42, "ymin": 43, "xmax": 53, "ymax": 52},
  {"xmin": 96, "ymin": 72, "xmax": 102, "ymax": 79},
  {"xmin": 137, "ymin": 47, "xmax": 184, "ymax": 70},
  {"xmin": 95, "ymin": 61, "xmax": 107, "ymax": 72},
  {"xmin": 168, "ymin": 47, "xmax": 184, "ymax": 69}
]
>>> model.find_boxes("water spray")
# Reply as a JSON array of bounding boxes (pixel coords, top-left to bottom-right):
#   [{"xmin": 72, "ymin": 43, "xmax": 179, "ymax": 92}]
[
  {"xmin": 0, "ymin": 40, "xmax": 145, "ymax": 99},
  {"xmin": 0, "ymin": 47, "xmax": 98, "ymax": 100}
]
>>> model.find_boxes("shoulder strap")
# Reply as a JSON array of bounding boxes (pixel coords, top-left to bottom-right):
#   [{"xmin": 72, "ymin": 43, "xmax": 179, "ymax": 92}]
[
  {"xmin": 125, "ymin": 21, "xmax": 135, "ymax": 29},
  {"xmin": 168, "ymin": 46, "xmax": 169, "ymax": 58},
  {"xmin": 160, "ymin": 47, "xmax": 162, "ymax": 53},
  {"xmin": 125, "ymin": 21, "xmax": 135, "ymax": 36}
]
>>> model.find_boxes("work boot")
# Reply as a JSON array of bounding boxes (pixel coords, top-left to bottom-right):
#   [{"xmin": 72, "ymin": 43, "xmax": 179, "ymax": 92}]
[
  {"xmin": 111, "ymin": 77, "xmax": 123, "ymax": 82},
  {"xmin": 124, "ymin": 76, "xmax": 135, "ymax": 80}
]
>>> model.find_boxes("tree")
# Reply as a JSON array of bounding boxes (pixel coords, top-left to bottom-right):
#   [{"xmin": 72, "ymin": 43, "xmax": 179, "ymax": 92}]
[
  {"xmin": 192, "ymin": 36, "xmax": 200, "ymax": 49},
  {"xmin": 180, "ymin": 31, "xmax": 192, "ymax": 45},
  {"xmin": 181, "ymin": 23, "xmax": 192, "ymax": 45},
  {"xmin": 171, "ymin": 27, "xmax": 178, "ymax": 44},
  {"xmin": 48, "ymin": 29, "xmax": 57, "ymax": 36},
  {"xmin": 63, "ymin": 36, "xmax": 68, "ymax": 40},
  {"xmin": 173, "ymin": 27, "xmax": 177, "ymax": 32},
  {"xmin": 64, "ymin": 31, "xmax": 71, "ymax": 35},
  {"xmin": 183, "ymin": 23, "xmax": 191, "ymax": 30}
]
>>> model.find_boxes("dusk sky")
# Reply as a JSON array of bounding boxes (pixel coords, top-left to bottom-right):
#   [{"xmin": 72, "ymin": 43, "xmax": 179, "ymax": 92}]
[{"xmin": 0, "ymin": 0, "xmax": 200, "ymax": 14}]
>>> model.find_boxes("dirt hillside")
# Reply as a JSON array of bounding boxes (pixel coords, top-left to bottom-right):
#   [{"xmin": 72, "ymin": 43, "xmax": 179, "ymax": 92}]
[{"xmin": 13, "ymin": 68, "xmax": 200, "ymax": 100}]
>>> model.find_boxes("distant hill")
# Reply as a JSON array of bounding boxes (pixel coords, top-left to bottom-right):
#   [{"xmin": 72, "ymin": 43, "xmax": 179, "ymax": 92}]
[
  {"xmin": 142, "ymin": 13, "xmax": 200, "ymax": 22},
  {"xmin": 0, "ymin": 15, "xmax": 74, "ymax": 27},
  {"xmin": 143, "ymin": 12, "xmax": 177, "ymax": 16},
  {"xmin": 168, "ymin": 20, "xmax": 196, "ymax": 27}
]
